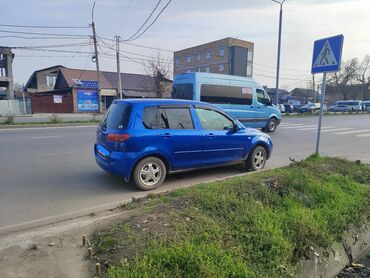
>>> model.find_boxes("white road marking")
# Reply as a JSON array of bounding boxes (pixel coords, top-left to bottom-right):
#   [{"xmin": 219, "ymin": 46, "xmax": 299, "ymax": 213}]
[
  {"xmin": 279, "ymin": 123, "xmax": 305, "ymax": 126},
  {"xmin": 30, "ymin": 135, "xmax": 61, "ymax": 139},
  {"xmin": 38, "ymin": 152, "xmax": 75, "ymax": 157},
  {"xmin": 334, "ymin": 129, "xmax": 370, "ymax": 135},
  {"xmin": 356, "ymin": 133, "xmax": 370, "ymax": 138},
  {"xmin": 321, "ymin": 128, "xmax": 353, "ymax": 132},
  {"xmin": 281, "ymin": 125, "xmax": 316, "ymax": 129},
  {"xmin": 295, "ymin": 126, "xmax": 335, "ymax": 131}
]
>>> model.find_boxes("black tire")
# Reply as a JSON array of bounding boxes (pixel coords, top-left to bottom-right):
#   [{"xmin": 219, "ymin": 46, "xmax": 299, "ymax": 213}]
[
  {"xmin": 246, "ymin": 146, "xmax": 267, "ymax": 171},
  {"xmin": 266, "ymin": 118, "xmax": 277, "ymax": 133},
  {"xmin": 133, "ymin": 157, "xmax": 166, "ymax": 190}
]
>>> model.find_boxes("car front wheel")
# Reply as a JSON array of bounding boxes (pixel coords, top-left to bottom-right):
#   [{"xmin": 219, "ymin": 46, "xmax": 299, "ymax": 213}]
[
  {"xmin": 246, "ymin": 146, "xmax": 267, "ymax": 171},
  {"xmin": 133, "ymin": 157, "xmax": 166, "ymax": 190},
  {"xmin": 266, "ymin": 118, "xmax": 277, "ymax": 133}
]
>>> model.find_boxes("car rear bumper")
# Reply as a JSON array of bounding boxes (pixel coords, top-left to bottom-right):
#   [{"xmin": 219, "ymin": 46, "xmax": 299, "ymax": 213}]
[{"xmin": 94, "ymin": 144, "xmax": 132, "ymax": 181}]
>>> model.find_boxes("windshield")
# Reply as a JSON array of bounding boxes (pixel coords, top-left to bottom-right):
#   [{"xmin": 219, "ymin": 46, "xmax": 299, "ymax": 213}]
[{"xmin": 172, "ymin": 83, "xmax": 194, "ymax": 100}]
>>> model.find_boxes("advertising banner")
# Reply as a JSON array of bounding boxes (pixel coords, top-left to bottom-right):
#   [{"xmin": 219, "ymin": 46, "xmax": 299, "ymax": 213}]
[
  {"xmin": 53, "ymin": 95, "xmax": 63, "ymax": 104},
  {"xmin": 77, "ymin": 90, "xmax": 99, "ymax": 112}
]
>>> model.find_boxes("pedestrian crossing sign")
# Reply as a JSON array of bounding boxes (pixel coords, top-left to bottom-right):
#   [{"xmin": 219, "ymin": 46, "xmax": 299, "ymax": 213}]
[{"xmin": 311, "ymin": 34, "xmax": 344, "ymax": 74}]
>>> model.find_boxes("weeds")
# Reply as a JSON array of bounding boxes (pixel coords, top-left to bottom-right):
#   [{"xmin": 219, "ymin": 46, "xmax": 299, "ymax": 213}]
[
  {"xmin": 3, "ymin": 115, "xmax": 15, "ymax": 125},
  {"xmin": 49, "ymin": 114, "xmax": 61, "ymax": 124},
  {"xmin": 93, "ymin": 157, "xmax": 370, "ymax": 278}
]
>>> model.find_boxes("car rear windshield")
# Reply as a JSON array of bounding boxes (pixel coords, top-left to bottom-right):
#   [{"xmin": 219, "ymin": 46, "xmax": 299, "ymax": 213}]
[{"xmin": 100, "ymin": 103, "xmax": 131, "ymax": 130}]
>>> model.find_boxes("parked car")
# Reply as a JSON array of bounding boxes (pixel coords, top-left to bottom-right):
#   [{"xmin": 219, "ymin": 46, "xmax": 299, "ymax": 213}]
[
  {"xmin": 328, "ymin": 104, "xmax": 349, "ymax": 112},
  {"xmin": 300, "ymin": 103, "xmax": 327, "ymax": 113},
  {"xmin": 278, "ymin": 104, "xmax": 286, "ymax": 113},
  {"xmin": 335, "ymin": 100, "xmax": 362, "ymax": 111},
  {"xmin": 362, "ymin": 100, "xmax": 370, "ymax": 111},
  {"xmin": 284, "ymin": 104, "xmax": 294, "ymax": 113},
  {"xmin": 94, "ymin": 99, "xmax": 273, "ymax": 190}
]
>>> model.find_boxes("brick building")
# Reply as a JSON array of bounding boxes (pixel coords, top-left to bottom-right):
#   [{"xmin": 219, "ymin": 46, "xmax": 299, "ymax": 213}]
[{"xmin": 174, "ymin": 37, "xmax": 254, "ymax": 78}]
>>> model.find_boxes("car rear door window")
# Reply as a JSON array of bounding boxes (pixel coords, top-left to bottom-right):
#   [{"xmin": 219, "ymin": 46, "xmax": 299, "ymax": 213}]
[
  {"xmin": 142, "ymin": 106, "xmax": 158, "ymax": 129},
  {"xmin": 101, "ymin": 103, "xmax": 131, "ymax": 130},
  {"xmin": 195, "ymin": 108, "xmax": 233, "ymax": 130},
  {"xmin": 159, "ymin": 107, "xmax": 194, "ymax": 129}
]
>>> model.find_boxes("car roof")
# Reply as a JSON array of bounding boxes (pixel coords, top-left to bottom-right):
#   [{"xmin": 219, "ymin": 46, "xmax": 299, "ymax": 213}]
[{"xmin": 113, "ymin": 98, "xmax": 212, "ymax": 107}]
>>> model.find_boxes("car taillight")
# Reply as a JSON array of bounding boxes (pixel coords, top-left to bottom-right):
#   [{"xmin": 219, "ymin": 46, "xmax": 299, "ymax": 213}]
[{"xmin": 106, "ymin": 133, "xmax": 131, "ymax": 142}]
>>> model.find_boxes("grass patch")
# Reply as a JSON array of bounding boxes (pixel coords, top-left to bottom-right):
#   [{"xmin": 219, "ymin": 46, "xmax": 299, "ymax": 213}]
[{"xmin": 93, "ymin": 157, "xmax": 370, "ymax": 278}]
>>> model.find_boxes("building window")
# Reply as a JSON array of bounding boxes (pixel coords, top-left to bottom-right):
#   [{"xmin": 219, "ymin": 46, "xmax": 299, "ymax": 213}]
[
  {"xmin": 196, "ymin": 54, "xmax": 201, "ymax": 61},
  {"xmin": 186, "ymin": 56, "xmax": 191, "ymax": 63},
  {"xmin": 206, "ymin": 52, "xmax": 212, "ymax": 60},
  {"xmin": 45, "ymin": 75, "xmax": 56, "ymax": 87},
  {"xmin": 248, "ymin": 51, "xmax": 253, "ymax": 61},
  {"xmin": 219, "ymin": 48, "xmax": 225, "ymax": 57},
  {"xmin": 218, "ymin": 64, "xmax": 224, "ymax": 72},
  {"xmin": 205, "ymin": 66, "xmax": 211, "ymax": 73}
]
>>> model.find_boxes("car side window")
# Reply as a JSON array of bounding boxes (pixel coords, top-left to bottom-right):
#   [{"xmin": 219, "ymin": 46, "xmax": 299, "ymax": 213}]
[
  {"xmin": 142, "ymin": 106, "xmax": 158, "ymax": 129},
  {"xmin": 196, "ymin": 108, "xmax": 233, "ymax": 130},
  {"xmin": 256, "ymin": 89, "xmax": 271, "ymax": 105},
  {"xmin": 159, "ymin": 107, "xmax": 194, "ymax": 129}
]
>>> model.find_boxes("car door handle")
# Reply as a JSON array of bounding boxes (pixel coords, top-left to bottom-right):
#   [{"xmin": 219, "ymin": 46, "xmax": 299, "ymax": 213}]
[
  {"xmin": 208, "ymin": 133, "xmax": 214, "ymax": 136},
  {"xmin": 159, "ymin": 132, "xmax": 171, "ymax": 138}
]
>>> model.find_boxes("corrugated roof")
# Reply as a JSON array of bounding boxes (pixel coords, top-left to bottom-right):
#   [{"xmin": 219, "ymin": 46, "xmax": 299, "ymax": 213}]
[
  {"xmin": 57, "ymin": 67, "xmax": 161, "ymax": 92},
  {"xmin": 104, "ymin": 72, "xmax": 156, "ymax": 91},
  {"xmin": 58, "ymin": 68, "xmax": 112, "ymax": 89}
]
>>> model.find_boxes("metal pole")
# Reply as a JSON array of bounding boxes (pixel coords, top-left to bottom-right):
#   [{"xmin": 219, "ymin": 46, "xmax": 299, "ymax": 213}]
[
  {"xmin": 22, "ymin": 91, "xmax": 26, "ymax": 114},
  {"xmin": 315, "ymin": 72, "xmax": 327, "ymax": 155},
  {"xmin": 312, "ymin": 74, "xmax": 315, "ymax": 102},
  {"xmin": 115, "ymin": 36, "xmax": 123, "ymax": 99},
  {"xmin": 274, "ymin": 1, "xmax": 284, "ymax": 105},
  {"xmin": 91, "ymin": 1, "xmax": 103, "ymax": 113}
]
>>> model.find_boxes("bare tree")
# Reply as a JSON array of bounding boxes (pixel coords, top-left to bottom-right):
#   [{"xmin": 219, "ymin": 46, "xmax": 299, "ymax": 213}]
[
  {"xmin": 144, "ymin": 54, "xmax": 172, "ymax": 98},
  {"xmin": 327, "ymin": 58, "xmax": 359, "ymax": 100},
  {"xmin": 356, "ymin": 55, "xmax": 370, "ymax": 100}
]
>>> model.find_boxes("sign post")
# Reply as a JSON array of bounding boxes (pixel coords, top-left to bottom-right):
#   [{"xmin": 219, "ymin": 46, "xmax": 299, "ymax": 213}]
[{"xmin": 311, "ymin": 34, "xmax": 344, "ymax": 155}]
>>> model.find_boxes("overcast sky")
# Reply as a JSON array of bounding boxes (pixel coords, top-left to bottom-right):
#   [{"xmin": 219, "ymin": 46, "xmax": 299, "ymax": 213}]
[{"xmin": 1, "ymin": 0, "xmax": 370, "ymax": 90}]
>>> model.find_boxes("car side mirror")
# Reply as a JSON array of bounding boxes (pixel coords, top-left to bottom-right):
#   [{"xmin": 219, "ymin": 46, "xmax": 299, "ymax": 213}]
[{"xmin": 233, "ymin": 123, "xmax": 240, "ymax": 132}]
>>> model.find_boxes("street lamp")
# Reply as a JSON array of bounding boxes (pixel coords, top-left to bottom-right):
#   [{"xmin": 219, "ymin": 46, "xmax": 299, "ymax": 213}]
[{"xmin": 271, "ymin": 0, "xmax": 286, "ymax": 105}]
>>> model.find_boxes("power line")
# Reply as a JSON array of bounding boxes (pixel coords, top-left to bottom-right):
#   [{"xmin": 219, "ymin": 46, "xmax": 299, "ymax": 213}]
[
  {"xmin": 125, "ymin": 0, "xmax": 173, "ymax": 42},
  {"xmin": 0, "ymin": 35, "xmax": 91, "ymax": 40},
  {"xmin": 252, "ymin": 61, "xmax": 309, "ymax": 73},
  {"xmin": 0, "ymin": 23, "xmax": 90, "ymax": 29},
  {"xmin": 14, "ymin": 48, "xmax": 92, "ymax": 54},
  {"xmin": 124, "ymin": 0, "xmax": 163, "ymax": 41},
  {"xmin": 98, "ymin": 36, "xmax": 174, "ymax": 52},
  {"xmin": 12, "ymin": 42, "xmax": 92, "ymax": 49},
  {"xmin": 0, "ymin": 29, "xmax": 90, "ymax": 37}
]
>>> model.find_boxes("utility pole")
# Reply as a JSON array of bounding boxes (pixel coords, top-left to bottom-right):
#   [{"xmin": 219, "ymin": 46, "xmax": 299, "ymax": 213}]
[
  {"xmin": 91, "ymin": 1, "xmax": 103, "ymax": 113},
  {"xmin": 312, "ymin": 74, "xmax": 316, "ymax": 102},
  {"xmin": 115, "ymin": 36, "xmax": 123, "ymax": 99},
  {"xmin": 272, "ymin": 0, "xmax": 286, "ymax": 105}
]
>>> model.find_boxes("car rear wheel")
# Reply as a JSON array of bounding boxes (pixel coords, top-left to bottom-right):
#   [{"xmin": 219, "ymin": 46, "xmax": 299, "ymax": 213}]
[
  {"xmin": 133, "ymin": 157, "xmax": 166, "ymax": 190},
  {"xmin": 246, "ymin": 146, "xmax": 267, "ymax": 171},
  {"xmin": 266, "ymin": 118, "xmax": 277, "ymax": 133}
]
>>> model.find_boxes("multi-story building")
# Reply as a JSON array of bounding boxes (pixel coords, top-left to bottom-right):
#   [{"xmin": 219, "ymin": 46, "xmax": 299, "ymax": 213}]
[
  {"xmin": 173, "ymin": 37, "xmax": 254, "ymax": 78},
  {"xmin": 0, "ymin": 47, "xmax": 15, "ymax": 100}
]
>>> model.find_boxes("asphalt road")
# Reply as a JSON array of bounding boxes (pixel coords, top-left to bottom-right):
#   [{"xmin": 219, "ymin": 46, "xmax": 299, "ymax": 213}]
[{"xmin": 0, "ymin": 114, "xmax": 369, "ymax": 233}]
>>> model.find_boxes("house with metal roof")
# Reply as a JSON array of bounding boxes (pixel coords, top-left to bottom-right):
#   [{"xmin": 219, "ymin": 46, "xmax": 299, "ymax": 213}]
[{"xmin": 25, "ymin": 66, "xmax": 172, "ymax": 113}]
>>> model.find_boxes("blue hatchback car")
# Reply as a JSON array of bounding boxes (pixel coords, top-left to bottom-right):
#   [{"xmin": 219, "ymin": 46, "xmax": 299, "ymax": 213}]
[{"xmin": 94, "ymin": 99, "xmax": 273, "ymax": 190}]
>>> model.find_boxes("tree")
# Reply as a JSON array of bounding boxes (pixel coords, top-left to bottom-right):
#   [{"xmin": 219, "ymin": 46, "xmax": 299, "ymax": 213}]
[
  {"xmin": 144, "ymin": 54, "xmax": 172, "ymax": 98},
  {"xmin": 356, "ymin": 55, "xmax": 370, "ymax": 100},
  {"xmin": 327, "ymin": 58, "xmax": 359, "ymax": 100}
]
